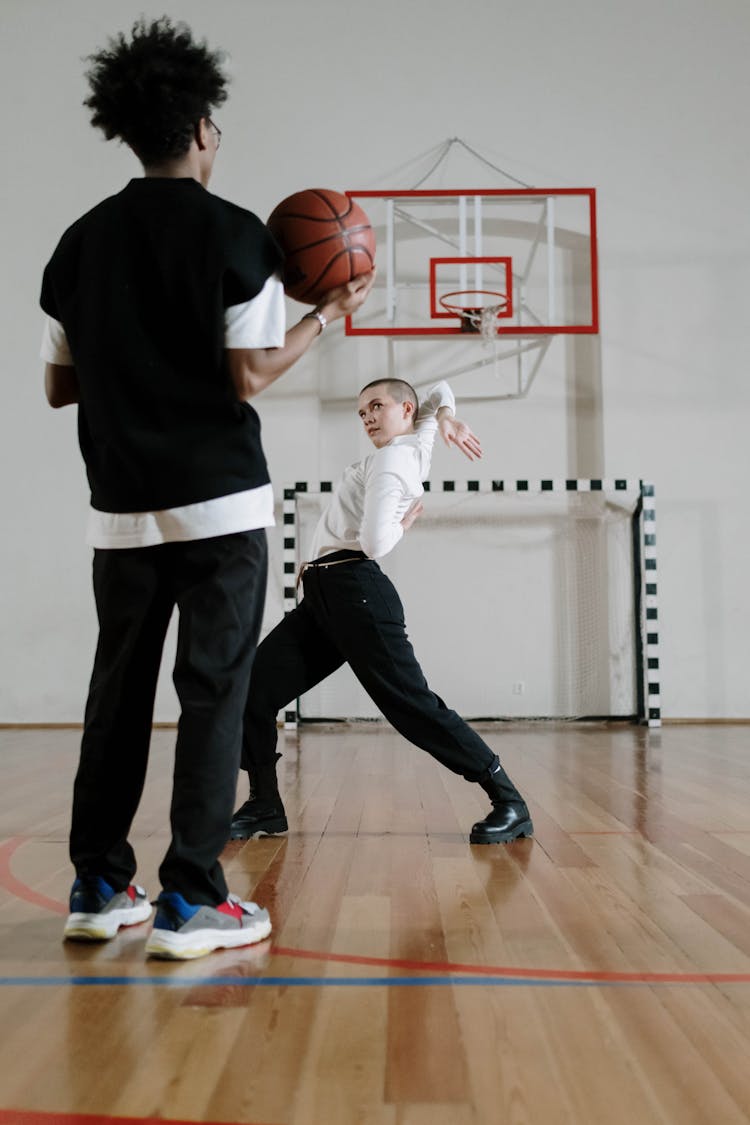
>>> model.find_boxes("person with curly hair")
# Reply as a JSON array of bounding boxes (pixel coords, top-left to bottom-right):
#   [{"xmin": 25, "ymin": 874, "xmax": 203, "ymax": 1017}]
[{"xmin": 40, "ymin": 16, "xmax": 374, "ymax": 960}]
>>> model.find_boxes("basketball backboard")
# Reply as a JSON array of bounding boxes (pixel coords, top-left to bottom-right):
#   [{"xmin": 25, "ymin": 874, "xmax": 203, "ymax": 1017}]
[{"xmin": 344, "ymin": 188, "xmax": 598, "ymax": 338}]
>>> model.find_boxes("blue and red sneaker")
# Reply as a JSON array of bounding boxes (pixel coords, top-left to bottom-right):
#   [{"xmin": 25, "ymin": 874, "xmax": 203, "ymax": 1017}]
[
  {"xmin": 63, "ymin": 876, "xmax": 152, "ymax": 941},
  {"xmin": 145, "ymin": 891, "xmax": 272, "ymax": 960}
]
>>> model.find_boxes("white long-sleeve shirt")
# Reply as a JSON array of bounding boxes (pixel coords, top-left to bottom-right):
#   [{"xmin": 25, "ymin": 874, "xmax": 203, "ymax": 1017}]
[{"xmin": 309, "ymin": 381, "xmax": 455, "ymax": 561}]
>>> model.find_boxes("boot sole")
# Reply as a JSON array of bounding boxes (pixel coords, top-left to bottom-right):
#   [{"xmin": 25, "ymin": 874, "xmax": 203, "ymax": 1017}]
[
  {"xmin": 469, "ymin": 819, "xmax": 534, "ymax": 845},
  {"xmin": 229, "ymin": 817, "xmax": 289, "ymax": 840}
]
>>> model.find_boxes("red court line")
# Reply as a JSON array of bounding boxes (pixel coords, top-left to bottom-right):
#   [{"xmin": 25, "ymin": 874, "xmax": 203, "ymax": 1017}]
[
  {"xmin": 271, "ymin": 944, "xmax": 750, "ymax": 984},
  {"xmin": 0, "ymin": 838, "xmax": 67, "ymax": 916},
  {"xmin": 0, "ymin": 1112, "xmax": 278, "ymax": 1125},
  {"xmin": 3, "ymin": 837, "xmax": 750, "ymax": 986}
]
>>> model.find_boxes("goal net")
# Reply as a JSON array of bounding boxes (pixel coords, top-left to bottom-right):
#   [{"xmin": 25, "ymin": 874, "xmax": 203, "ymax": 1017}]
[{"xmin": 286, "ymin": 481, "xmax": 653, "ymax": 723}]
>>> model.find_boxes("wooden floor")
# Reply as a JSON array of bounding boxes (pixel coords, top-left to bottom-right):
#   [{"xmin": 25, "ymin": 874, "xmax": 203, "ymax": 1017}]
[{"xmin": 1, "ymin": 722, "xmax": 750, "ymax": 1125}]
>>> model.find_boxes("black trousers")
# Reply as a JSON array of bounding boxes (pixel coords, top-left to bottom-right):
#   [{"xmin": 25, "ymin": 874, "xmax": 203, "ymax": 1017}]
[
  {"xmin": 71, "ymin": 529, "xmax": 267, "ymax": 905},
  {"xmin": 242, "ymin": 555, "xmax": 499, "ymax": 782}
]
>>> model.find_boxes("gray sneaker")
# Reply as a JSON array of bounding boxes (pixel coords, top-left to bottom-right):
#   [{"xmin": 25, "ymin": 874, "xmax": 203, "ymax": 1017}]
[
  {"xmin": 64, "ymin": 877, "xmax": 152, "ymax": 941},
  {"xmin": 145, "ymin": 891, "xmax": 272, "ymax": 960}
]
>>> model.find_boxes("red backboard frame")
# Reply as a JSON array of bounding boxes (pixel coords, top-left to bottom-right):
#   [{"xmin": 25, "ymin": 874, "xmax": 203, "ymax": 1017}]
[{"xmin": 343, "ymin": 188, "xmax": 599, "ymax": 337}]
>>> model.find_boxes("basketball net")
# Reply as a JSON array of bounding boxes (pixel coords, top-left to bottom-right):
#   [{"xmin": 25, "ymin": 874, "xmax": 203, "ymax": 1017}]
[
  {"xmin": 464, "ymin": 305, "xmax": 506, "ymax": 342},
  {"xmin": 439, "ymin": 291, "xmax": 509, "ymax": 342}
]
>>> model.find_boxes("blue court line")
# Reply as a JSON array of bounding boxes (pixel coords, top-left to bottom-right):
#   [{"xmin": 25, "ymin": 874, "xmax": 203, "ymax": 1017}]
[{"xmin": 0, "ymin": 974, "xmax": 683, "ymax": 989}]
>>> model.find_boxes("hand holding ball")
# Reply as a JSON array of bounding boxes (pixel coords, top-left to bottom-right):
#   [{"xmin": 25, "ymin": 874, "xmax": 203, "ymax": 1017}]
[{"xmin": 267, "ymin": 188, "xmax": 376, "ymax": 306}]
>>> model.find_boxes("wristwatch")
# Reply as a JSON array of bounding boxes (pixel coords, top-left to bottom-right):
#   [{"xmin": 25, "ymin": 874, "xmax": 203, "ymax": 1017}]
[{"xmin": 303, "ymin": 309, "xmax": 327, "ymax": 334}]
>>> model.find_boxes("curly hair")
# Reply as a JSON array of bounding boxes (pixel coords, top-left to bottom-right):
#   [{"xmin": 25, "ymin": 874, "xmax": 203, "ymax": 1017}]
[{"xmin": 83, "ymin": 16, "xmax": 229, "ymax": 165}]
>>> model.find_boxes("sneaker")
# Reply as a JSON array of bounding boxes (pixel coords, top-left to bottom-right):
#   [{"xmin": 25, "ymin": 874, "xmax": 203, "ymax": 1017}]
[
  {"xmin": 145, "ymin": 891, "xmax": 272, "ymax": 960},
  {"xmin": 63, "ymin": 876, "xmax": 152, "ymax": 941}
]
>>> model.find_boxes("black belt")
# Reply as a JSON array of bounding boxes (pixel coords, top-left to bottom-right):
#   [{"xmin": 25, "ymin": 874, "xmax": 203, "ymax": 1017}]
[
  {"xmin": 297, "ymin": 550, "xmax": 366, "ymax": 588},
  {"xmin": 306, "ymin": 550, "xmax": 366, "ymax": 567}
]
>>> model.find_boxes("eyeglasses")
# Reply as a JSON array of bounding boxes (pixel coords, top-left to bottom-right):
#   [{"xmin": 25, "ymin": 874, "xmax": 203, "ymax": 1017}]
[{"xmin": 208, "ymin": 119, "xmax": 222, "ymax": 148}]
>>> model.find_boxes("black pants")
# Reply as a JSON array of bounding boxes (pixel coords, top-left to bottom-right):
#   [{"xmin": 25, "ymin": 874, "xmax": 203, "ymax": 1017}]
[
  {"xmin": 71, "ymin": 529, "xmax": 267, "ymax": 905},
  {"xmin": 242, "ymin": 555, "xmax": 499, "ymax": 782}
]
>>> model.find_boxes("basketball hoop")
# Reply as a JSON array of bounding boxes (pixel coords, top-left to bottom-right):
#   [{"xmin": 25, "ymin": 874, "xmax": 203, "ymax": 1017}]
[{"xmin": 438, "ymin": 290, "xmax": 510, "ymax": 340}]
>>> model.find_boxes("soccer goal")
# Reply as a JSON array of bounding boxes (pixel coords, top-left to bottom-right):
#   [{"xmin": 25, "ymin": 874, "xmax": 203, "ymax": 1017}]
[{"xmin": 281, "ymin": 479, "xmax": 660, "ymax": 728}]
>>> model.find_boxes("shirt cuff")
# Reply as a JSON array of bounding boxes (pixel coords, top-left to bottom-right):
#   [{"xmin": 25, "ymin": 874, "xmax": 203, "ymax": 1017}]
[
  {"xmin": 429, "ymin": 380, "xmax": 455, "ymax": 414},
  {"xmin": 416, "ymin": 380, "xmax": 455, "ymax": 427}
]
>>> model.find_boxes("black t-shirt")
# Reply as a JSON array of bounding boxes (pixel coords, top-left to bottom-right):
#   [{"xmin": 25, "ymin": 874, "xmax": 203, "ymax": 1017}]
[{"xmin": 40, "ymin": 178, "xmax": 283, "ymax": 512}]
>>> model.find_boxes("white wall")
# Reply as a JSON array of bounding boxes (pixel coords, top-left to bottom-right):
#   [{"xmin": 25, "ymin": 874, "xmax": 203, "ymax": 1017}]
[{"xmin": 1, "ymin": 0, "xmax": 749, "ymax": 720}]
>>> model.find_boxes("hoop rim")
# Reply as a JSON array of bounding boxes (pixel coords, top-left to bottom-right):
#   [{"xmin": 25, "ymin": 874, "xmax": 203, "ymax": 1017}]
[{"xmin": 438, "ymin": 289, "xmax": 511, "ymax": 317}]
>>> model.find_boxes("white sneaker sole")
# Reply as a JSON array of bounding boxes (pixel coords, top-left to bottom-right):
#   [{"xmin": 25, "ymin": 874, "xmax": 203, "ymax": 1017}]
[
  {"xmin": 64, "ymin": 900, "xmax": 153, "ymax": 941},
  {"xmin": 145, "ymin": 916, "xmax": 272, "ymax": 960}
]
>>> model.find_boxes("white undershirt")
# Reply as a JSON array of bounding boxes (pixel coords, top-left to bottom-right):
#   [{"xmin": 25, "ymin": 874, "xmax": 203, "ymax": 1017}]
[
  {"xmin": 309, "ymin": 381, "xmax": 455, "ymax": 561},
  {"xmin": 41, "ymin": 274, "xmax": 286, "ymax": 548}
]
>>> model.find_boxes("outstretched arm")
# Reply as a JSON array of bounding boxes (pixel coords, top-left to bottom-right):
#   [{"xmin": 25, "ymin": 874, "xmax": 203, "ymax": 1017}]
[
  {"xmin": 415, "ymin": 381, "xmax": 483, "ymax": 463},
  {"xmin": 226, "ymin": 270, "xmax": 375, "ymax": 399}
]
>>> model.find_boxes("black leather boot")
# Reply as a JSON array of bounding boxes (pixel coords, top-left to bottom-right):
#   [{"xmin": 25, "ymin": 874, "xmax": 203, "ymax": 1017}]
[
  {"xmin": 469, "ymin": 756, "xmax": 533, "ymax": 845},
  {"xmin": 230, "ymin": 753, "xmax": 288, "ymax": 840}
]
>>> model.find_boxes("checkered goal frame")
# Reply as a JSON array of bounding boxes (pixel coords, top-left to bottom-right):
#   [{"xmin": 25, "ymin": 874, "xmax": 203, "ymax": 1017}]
[{"xmin": 281, "ymin": 479, "xmax": 660, "ymax": 729}]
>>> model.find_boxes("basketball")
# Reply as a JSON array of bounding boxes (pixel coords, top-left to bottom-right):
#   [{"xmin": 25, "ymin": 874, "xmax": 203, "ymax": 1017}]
[{"xmin": 267, "ymin": 188, "xmax": 376, "ymax": 305}]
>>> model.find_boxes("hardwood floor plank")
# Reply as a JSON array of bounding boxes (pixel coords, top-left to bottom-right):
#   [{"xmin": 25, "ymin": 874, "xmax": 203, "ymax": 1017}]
[
  {"xmin": 288, "ymin": 895, "xmax": 391, "ymax": 1125},
  {"xmin": 595, "ymin": 987, "xmax": 750, "ymax": 1124},
  {"xmin": 385, "ymin": 835, "xmax": 470, "ymax": 1104},
  {"xmin": 680, "ymin": 893, "xmax": 750, "ymax": 959}
]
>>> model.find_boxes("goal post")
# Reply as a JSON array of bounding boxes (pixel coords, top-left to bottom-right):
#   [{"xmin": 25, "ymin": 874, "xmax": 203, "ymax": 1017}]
[{"xmin": 281, "ymin": 479, "xmax": 660, "ymax": 730}]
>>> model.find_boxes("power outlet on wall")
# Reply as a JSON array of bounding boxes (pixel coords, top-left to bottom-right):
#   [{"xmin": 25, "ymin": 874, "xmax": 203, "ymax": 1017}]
[{"xmin": 512, "ymin": 681, "xmax": 525, "ymax": 695}]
